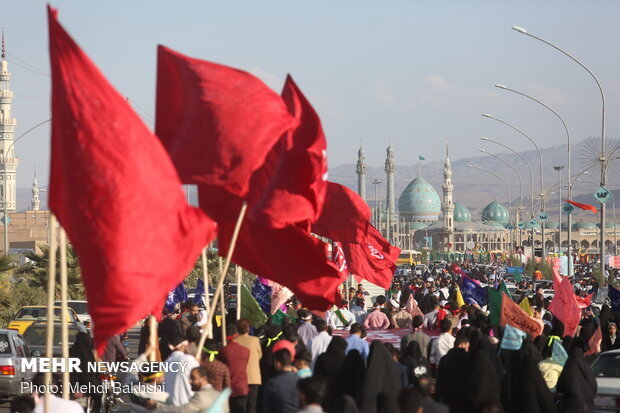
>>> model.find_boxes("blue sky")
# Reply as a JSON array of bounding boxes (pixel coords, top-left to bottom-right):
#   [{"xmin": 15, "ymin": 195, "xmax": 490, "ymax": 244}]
[{"xmin": 3, "ymin": 0, "xmax": 620, "ymax": 189}]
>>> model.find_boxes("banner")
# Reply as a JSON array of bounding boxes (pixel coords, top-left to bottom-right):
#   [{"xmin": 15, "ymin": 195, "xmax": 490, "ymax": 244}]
[
  {"xmin": 461, "ymin": 276, "xmax": 488, "ymax": 306},
  {"xmin": 500, "ymin": 324, "xmax": 527, "ymax": 351},
  {"xmin": 608, "ymin": 256, "xmax": 620, "ymax": 269},
  {"xmin": 487, "ymin": 287, "xmax": 502, "ymax": 326},
  {"xmin": 549, "ymin": 277, "xmax": 581, "ymax": 337},
  {"xmin": 519, "ymin": 297, "xmax": 533, "ymax": 316},
  {"xmin": 551, "ymin": 340, "xmax": 568, "ymax": 366},
  {"xmin": 194, "ymin": 279, "xmax": 205, "ymax": 305},
  {"xmin": 585, "ymin": 327, "xmax": 602, "ymax": 356},
  {"xmin": 240, "ymin": 285, "xmax": 268, "ymax": 328},
  {"xmin": 500, "ymin": 292, "xmax": 543, "ymax": 337},
  {"xmin": 165, "ymin": 282, "xmax": 188, "ymax": 312}
]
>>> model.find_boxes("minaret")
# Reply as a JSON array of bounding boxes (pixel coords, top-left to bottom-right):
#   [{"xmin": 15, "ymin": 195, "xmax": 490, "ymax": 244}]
[
  {"xmin": 0, "ymin": 31, "xmax": 18, "ymax": 213},
  {"xmin": 385, "ymin": 145, "xmax": 396, "ymax": 220},
  {"xmin": 356, "ymin": 145, "xmax": 367, "ymax": 201},
  {"xmin": 442, "ymin": 142, "xmax": 455, "ymax": 250},
  {"xmin": 31, "ymin": 169, "xmax": 40, "ymax": 211}
]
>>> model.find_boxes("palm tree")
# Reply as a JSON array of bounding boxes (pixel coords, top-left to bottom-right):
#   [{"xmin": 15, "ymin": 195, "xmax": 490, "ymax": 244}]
[
  {"xmin": 0, "ymin": 254, "xmax": 14, "ymax": 273},
  {"xmin": 16, "ymin": 244, "xmax": 84, "ymax": 299}
]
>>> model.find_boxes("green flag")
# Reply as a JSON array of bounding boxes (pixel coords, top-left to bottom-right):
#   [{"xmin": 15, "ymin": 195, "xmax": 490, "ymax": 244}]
[
  {"xmin": 487, "ymin": 286, "xmax": 503, "ymax": 326},
  {"xmin": 271, "ymin": 309, "xmax": 288, "ymax": 326},
  {"xmin": 240, "ymin": 285, "xmax": 267, "ymax": 328},
  {"xmin": 498, "ymin": 282, "xmax": 510, "ymax": 296},
  {"xmin": 514, "ymin": 270, "xmax": 523, "ymax": 282}
]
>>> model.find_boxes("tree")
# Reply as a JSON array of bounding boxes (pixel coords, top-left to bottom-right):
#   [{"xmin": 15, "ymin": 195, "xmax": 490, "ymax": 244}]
[
  {"xmin": 524, "ymin": 257, "xmax": 553, "ymax": 280},
  {"xmin": 0, "ymin": 254, "xmax": 15, "ymax": 273},
  {"xmin": 15, "ymin": 244, "xmax": 85, "ymax": 300}
]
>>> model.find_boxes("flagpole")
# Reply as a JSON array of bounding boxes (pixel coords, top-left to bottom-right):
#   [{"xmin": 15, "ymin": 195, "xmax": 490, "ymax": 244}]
[
  {"xmin": 59, "ymin": 227, "xmax": 69, "ymax": 399},
  {"xmin": 44, "ymin": 214, "xmax": 58, "ymax": 413},
  {"xmin": 148, "ymin": 315, "xmax": 157, "ymax": 362},
  {"xmin": 196, "ymin": 202, "xmax": 247, "ymax": 359},
  {"xmin": 236, "ymin": 266, "xmax": 242, "ymax": 320},
  {"xmin": 201, "ymin": 247, "xmax": 212, "ymax": 338},
  {"xmin": 219, "ymin": 257, "xmax": 227, "ymax": 346}
]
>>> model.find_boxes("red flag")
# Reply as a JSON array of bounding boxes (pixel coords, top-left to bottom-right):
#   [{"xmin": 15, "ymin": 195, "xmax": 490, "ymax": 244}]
[
  {"xmin": 585, "ymin": 326, "xmax": 602, "ymax": 356},
  {"xmin": 312, "ymin": 182, "xmax": 371, "ymax": 244},
  {"xmin": 549, "ymin": 277, "xmax": 582, "ymax": 337},
  {"xmin": 332, "ymin": 241, "xmax": 349, "ymax": 280},
  {"xmin": 552, "ymin": 265, "xmax": 563, "ymax": 290},
  {"xmin": 342, "ymin": 225, "xmax": 400, "ymax": 289},
  {"xmin": 500, "ymin": 292, "xmax": 543, "ymax": 337},
  {"xmin": 576, "ymin": 292, "xmax": 594, "ymax": 309},
  {"xmin": 48, "ymin": 7, "xmax": 216, "ymax": 353},
  {"xmin": 155, "ymin": 46, "xmax": 298, "ymax": 197},
  {"xmin": 250, "ymin": 75, "xmax": 328, "ymax": 228},
  {"xmin": 218, "ymin": 223, "xmax": 343, "ymax": 310},
  {"xmin": 566, "ymin": 199, "xmax": 597, "ymax": 214}
]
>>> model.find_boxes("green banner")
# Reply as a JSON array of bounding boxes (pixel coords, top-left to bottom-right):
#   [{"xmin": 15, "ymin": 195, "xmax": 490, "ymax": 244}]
[
  {"xmin": 487, "ymin": 286, "xmax": 503, "ymax": 326},
  {"xmin": 240, "ymin": 285, "xmax": 268, "ymax": 328}
]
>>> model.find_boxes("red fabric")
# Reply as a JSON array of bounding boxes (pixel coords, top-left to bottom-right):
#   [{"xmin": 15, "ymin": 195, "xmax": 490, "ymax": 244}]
[
  {"xmin": 549, "ymin": 277, "xmax": 581, "ymax": 337},
  {"xmin": 48, "ymin": 7, "xmax": 216, "ymax": 354},
  {"xmin": 575, "ymin": 292, "xmax": 594, "ymax": 309},
  {"xmin": 250, "ymin": 75, "xmax": 328, "ymax": 228},
  {"xmin": 566, "ymin": 199, "xmax": 598, "ymax": 214},
  {"xmin": 342, "ymin": 225, "xmax": 400, "ymax": 289},
  {"xmin": 312, "ymin": 182, "xmax": 371, "ymax": 244},
  {"xmin": 332, "ymin": 241, "xmax": 349, "ymax": 281},
  {"xmin": 552, "ymin": 266, "xmax": 563, "ymax": 290},
  {"xmin": 155, "ymin": 45, "xmax": 298, "ymax": 198},
  {"xmin": 217, "ymin": 222, "xmax": 343, "ymax": 310},
  {"xmin": 585, "ymin": 326, "xmax": 602, "ymax": 356}
]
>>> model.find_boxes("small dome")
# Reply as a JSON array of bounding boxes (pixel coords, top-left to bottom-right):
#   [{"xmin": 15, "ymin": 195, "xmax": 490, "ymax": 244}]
[
  {"xmin": 358, "ymin": 146, "xmax": 365, "ymax": 156},
  {"xmin": 524, "ymin": 220, "xmax": 540, "ymax": 230},
  {"xmin": 545, "ymin": 221, "xmax": 559, "ymax": 230},
  {"xmin": 387, "ymin": 145, "xmax": 394, "ymax": 154},
  {"xmin": 453, "ymin": 202, "xmax": 471, "ymax": 222},
  {"xmin": 398, "ymin": 176, "xmax": 441, "ymax": 229},
  {"xmin": 561, "ymin": 222, "xmax": 570, "ymax": 231},
  {"xmin": 572, "ymin": 221, "xmax": 597, "ymax": 231},
  {"xmin": 481, "ymin": 201, "xmax": 509, "ymax": 225}
]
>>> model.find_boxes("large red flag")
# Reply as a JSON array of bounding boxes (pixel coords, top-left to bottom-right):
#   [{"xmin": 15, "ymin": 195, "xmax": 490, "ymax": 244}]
[
  {"xmin": 218, "ymin": 223, "xmax": 343, "ymax": 310},
  {"xmin": 155, "ymin": 46, "xmax": 298, "ymax": 197},
  {"xmin": 312, "ymin": 182, "xmax": 371, "ymax": 244},
  {"xmin": 342, "ymin": 225, "xmax": 400, "ymax": 289},
  {"xmin": 250, "ymin": 75, "xmax": 328, "ymax": 228},
  {"xmin": 48, "ymin": 7, "xmax": 216, "ymax": 353},
  {"xmin": 549, "ymin": 277, "xmax": 582, "ymax": 337},
  {"xmin": 566, "ymin": 200, "xmax": 597, "ymax": 214}
]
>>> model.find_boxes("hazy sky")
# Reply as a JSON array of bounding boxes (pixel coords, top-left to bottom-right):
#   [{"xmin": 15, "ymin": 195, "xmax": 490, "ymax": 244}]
[{"xmin": 3, "ymin": 1, "xmax": 620, "ymax": 189}]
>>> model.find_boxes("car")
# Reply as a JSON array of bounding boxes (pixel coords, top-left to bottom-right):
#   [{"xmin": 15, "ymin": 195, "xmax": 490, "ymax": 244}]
[
  {"xmin": 7, "ymin": 306, "xmax": 82, "ymax": 335},
  {"xmin": 542, "ymin": 289, "xmax": 555, "ymax": 299},
  {"xmin": 0, "ymin": 329, "xmax": 35, "ymax": 397},
  {"xmin": 53, "ymin": 300, "xmax": 90, "ymax": 324},
  {"xmin": 591, "ymin": 349, "xmax": 620, "ymax": 411},
  {"xmin": 22, "ymin": 323, "xmax": 85, "ymax": 357},
  {"xmin": 414, "ymin": 265, "xmax": 428, "ymax": 276}
]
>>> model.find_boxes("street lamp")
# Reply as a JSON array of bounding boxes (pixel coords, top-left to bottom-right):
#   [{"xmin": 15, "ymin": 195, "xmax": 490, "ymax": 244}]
[
  {"xmin": 512, "ymin": 25, "xmax": 606, "ymax": 285},
  {"xmin": 1, "ymin": 119, "xmax": 51, "ymax": 254},
  {"xmin": 553, "ymin": 165, "xmax": 565, "ymax": 253},
  {"xmin": 467, "ymin": 164, "xmax": 512, "ymax": 251},
  {"xmin": 481, "ymin": 137, "xmax": 536, "ymax": 253},
  {"xmin": 482, "ymin": 113, "xmax": 547, "ymax": 259},
  {"xmin": 495, "ymin": 83, "xmax": 573, "ymax": 272},
  {"xmin": 479, "ymin": 148, "xmax": 523, "ymax": 247}
]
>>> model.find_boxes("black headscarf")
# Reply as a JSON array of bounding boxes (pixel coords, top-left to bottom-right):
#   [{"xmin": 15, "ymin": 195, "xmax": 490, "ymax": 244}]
[
  {"xmin": 400, "ymin": 341, "xmax": 431, "ymax": 382},
  {"xmin": 556, "ymin": 340, "xmax": 597, "ymax": 413},
  {"xmin": 435, "ymin": 347, "xmax": 473, "ymax": 413},
  {"xmin": 327, "ymin": 349, "xmax": 365, "ymax": 408},
  {"xmin": 358, "ymin": 341, "xmax": 402, "ymax": 413},
  {"xmin": 69, "ymin": 332, "xmax": 100, "ymax": 389},
  {"xmin": 314, "ymin": 336, "xmax": 348, "ymax": 381}
]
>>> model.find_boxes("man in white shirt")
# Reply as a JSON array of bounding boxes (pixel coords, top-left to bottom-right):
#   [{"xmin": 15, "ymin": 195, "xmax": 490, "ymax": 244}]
[
  {"xmin": 327, "ymin": 303, "xmax": 355, "ymax": 330},
  {"xmin": 429, "ymin": 319, "xmax": 455, "ymax": 365},
  {"xmin": 308, "ymin": 320, "xmax": 332, "ymax": 368},
  {"xmin": 350, "ymin": 298, "xmax": 368, "ymax": 325},
  {"xmin": 164, "ymin": 336, "xmax": 200, "ymax": 406}
]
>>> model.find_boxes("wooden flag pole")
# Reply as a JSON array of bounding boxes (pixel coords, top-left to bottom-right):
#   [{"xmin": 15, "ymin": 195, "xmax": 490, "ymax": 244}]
[
  {"xmin": 44, "ymin": 215, "xmax": 58, "ymax": 413},
  {"xmin": 219, "ymin": 257, "xmax": 227, "ymax": 346},
  {"xmin": 196, "ymin": 202, "xmax": 247, "ymax": 359},
  {"xmin": 148, "ymin": 315, "xmax": 157, "ymax": 362},
  {"xmin": 201, "ymin": 248, "xmax": 212, "ymax": 338},
  {"xmin": 59, "ymin": 227, "xmax": 69, "ymax": 399},
  {"xmin": 236, "ymin": 266, "xmax": 242, "ymax": 320}
]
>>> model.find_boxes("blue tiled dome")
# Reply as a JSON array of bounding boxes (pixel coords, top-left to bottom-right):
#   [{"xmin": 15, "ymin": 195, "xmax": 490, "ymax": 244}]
[
  {"xmin": 453, "ymin": 202, "xmax": 471, "ymax": 223},
  {"xmin": 398, "ymin": 176, "xmax": 441, "ymax": 229},
  {"xmin": 572, "ymin": 221, "xmax": 597, "ymax": 231},
  {"xmin": 481, "ymin": 201, "xmax": 509, "ymax": 225},
  {"xmin": 524, "ymin": 220, "xmax": 540, "ymax": 230},
  {"xmin": 545, "ymin": 221, "xmax": 559, "ymax": 230}
]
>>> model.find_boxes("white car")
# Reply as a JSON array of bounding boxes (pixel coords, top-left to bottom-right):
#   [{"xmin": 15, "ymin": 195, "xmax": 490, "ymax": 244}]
[
  {"xmin": 54, "ymin": 300, "xmax": 90, "ymax": 324},
  {"xmin": 591, "ymin": 349, "xmax": 620, "ymax": 411},
  {"xmin": 541, "ymin": 289, "xmax": 555, "ymax": 299}
]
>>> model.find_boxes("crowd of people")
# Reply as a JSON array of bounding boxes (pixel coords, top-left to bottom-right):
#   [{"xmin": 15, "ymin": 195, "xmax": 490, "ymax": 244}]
[{"xmin": 11, "ymin": 261, "xmax": 619, "ymax": 413}]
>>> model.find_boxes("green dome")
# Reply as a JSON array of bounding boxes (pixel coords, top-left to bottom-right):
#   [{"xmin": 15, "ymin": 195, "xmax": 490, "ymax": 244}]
[
  {"xmin": 398, "ymin": 176, "xmax": 441, "ymax": 229},
  {"xmin": 483, "ymin": 221, "xmax": 506, "ymax": 229},
  {"xmin": 545, "ymin": 221, "xmax": 559, "ymax": 230},
  {"xmin": 572, "ymin": 221, "xmax": 597, "ymax": 231},
  {"xmin": 453, "ymin": 202, "xmax": 471, "ymax": 222},
  {"xmin": 524, "ymin": 220, "xmax": 540, "ymax": 230},
  {"xmin": 481, "ymin": 201, "xmax": 509, "ymax": 225},
  {"xmin": 561, "ymin": 222, "xmax": 569, "ymax": 231}
]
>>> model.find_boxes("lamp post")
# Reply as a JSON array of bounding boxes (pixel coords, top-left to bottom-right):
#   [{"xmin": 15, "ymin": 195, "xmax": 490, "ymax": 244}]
[
  {"xmin": 1, "ymin": 119, "xmax": 51, "ymax": 254},
  {"xmin": 372, "ymin": 179, "xmax": 381, "ymax": 228},
  {"xmin": 512, "ymin": 25, "xmax": 606, "ymax": 285},
  {"xmin": 481, "ymin": 137, "xmax": 535, "ymax": 253},
  {"xmin": 479, "ymin": 148, "xmax": 523, "ymax": 249},
  {"xmin": 467, "ymin": 164, "xmax": 512, "ymax": 251},
  {"xmin": 553, "ymin": 166, "xmax": 565, "ymax": 253},
  {"xmin": 495, "ymin": 84, "xmax": 572, "ymax": 271},
  {"xmin": 482, "ymin": 113, "xmax": 546, "ymax": 259}
]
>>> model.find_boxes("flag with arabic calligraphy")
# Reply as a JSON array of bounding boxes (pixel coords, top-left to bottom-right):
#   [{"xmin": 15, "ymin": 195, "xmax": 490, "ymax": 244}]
[
  {"xmin": 549, "ymin": 277, "xmax": 581, "ymax": 337},
  {"xmin": 500, "ymin": 292, "xmax": 543, "ymax": 337}
]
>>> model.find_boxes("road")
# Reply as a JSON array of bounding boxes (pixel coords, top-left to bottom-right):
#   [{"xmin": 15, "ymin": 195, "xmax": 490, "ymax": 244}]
[{"xmin": 0, "ymin": 326, "xmax": 142, "ymax": 413}]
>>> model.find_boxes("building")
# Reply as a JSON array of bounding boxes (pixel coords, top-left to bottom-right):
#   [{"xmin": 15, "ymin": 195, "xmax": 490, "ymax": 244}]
[{"xmin": 0, "ymin": 33, "xmax": 19, "ymax": 213}]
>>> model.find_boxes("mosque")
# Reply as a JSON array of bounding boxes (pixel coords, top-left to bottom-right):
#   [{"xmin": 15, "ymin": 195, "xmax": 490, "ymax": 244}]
[{"xmin": 355, "ymin": 144, "xmax": 513, "ymax": 253}]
